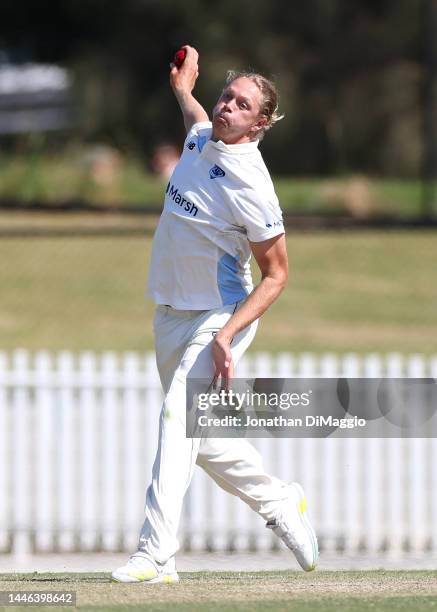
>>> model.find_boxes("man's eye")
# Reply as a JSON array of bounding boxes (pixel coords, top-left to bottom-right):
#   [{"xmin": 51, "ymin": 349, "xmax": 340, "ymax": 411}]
[{"xmin": 240, "ymin": 103, "xmax": 248, "ymax": 109}]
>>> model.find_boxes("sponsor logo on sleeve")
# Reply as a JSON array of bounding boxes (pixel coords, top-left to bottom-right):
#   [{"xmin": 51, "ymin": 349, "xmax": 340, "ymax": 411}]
[
  {"xmin": 187, "ymin": 141, "xmax": 196, "ymax": 150},
  {"xmin": 266, "ymin": 220, "xmax": 284, "ymax": 228}
]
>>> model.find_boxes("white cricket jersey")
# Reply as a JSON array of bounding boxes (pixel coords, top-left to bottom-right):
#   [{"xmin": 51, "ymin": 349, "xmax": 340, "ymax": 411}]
[{"xmin": 147, "ymin": 121, "xmax": 285, "ymax": 310}]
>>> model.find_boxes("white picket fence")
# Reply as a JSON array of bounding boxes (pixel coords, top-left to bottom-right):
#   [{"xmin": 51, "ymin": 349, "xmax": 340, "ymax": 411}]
[{"xmin": 0, "ymin": 349, "xmax": 436, "ymax": 557}]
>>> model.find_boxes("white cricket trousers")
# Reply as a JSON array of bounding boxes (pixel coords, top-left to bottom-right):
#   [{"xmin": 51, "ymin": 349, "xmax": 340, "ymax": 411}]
[{"xmin": 138, "ymin": 301, "xmax": 291, "ymax": 563}]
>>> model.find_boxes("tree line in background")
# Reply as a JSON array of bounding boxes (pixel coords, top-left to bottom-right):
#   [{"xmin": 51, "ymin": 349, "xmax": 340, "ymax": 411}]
[{"xmin": 0, "ymin": 0, "xmax": 434, "ymax": 177}]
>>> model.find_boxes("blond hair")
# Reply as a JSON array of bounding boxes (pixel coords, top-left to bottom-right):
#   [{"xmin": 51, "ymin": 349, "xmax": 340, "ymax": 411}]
[{"xmin": 225, "ymin": 70, "xmax": 284, "ymax": 140}]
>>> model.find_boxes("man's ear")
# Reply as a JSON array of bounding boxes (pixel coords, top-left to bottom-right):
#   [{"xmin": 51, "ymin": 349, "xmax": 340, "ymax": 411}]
[{"xmin": 250, "ymin": 116, "xmax": 268, "ymax": 136}]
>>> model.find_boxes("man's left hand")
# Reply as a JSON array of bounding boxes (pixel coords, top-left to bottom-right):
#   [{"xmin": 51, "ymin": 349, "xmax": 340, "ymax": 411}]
[{"xmin": 212, "ymin": 332, "xmax": 234, "ymax": 391}]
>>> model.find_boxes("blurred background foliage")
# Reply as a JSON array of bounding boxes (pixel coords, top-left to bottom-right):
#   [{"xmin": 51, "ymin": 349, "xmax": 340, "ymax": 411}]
[
  {"xmin": 0, "ymin": 0, "xmax": 436, "ymax": 353},
  {"xmin": 0, "ymin": 0, "xmax": 430, "ymax": 178}
]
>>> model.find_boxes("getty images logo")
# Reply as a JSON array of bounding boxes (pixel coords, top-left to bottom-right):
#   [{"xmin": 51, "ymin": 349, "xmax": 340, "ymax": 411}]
[{"xmin": 209, "ymin": 164, "xmax": 226, "ymax": 179}]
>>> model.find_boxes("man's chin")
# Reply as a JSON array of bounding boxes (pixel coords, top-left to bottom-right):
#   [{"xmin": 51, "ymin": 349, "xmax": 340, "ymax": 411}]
[{"xmin": 212, "ymin": 123, "xmax": 227, "ymax": 142}]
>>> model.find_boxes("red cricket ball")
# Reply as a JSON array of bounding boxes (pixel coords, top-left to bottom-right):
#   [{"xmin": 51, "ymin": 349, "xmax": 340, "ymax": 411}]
[{"xmin": 174, "ymin": 48, "xmax": 187, "ymax": 68}]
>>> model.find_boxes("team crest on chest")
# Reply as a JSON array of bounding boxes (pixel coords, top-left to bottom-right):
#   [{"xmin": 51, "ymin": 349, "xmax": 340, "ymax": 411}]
[{"xmin": 209, "ymin": 164, "xmax": 226, "ymax": 179}]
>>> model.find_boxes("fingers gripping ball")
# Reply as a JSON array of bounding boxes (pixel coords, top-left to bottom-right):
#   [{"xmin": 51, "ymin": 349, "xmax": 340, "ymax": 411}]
[{"xmin": 174, "ymin": 48, "xmax": 187, "ymax": 68}]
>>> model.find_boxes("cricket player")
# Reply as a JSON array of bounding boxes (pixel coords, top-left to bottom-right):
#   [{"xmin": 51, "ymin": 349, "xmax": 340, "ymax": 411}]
[{"xmin": 112, "ymin": 45, "xmax": 318, "ymax": 583}]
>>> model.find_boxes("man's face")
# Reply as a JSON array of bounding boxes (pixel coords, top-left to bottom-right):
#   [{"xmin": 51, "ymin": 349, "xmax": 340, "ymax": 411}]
[{"xmin": 212, "ymin": 77, "xmax": 266, "ymax": 145}]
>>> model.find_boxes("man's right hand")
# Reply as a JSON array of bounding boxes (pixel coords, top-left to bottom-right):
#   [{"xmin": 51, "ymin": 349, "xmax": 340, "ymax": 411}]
[
  {"xmin": 170, "ymin": 45, "xmax": 200, "ymax": 96},
  {"xmin": 169, "ymin": 44, "xmax": 209, "ymax": 133}
]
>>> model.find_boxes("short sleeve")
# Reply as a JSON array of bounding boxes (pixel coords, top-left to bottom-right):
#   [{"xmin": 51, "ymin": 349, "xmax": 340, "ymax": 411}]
[
  {"xmin": 232, "ymin": 187, "xmax": 285, "ymax": 242},
  {"xmin": 185, "ymin": 121, "xmax": 213, "ymax": 142}
]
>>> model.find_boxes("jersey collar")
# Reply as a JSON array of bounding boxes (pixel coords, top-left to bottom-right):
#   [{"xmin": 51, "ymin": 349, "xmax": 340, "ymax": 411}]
[
  {"xmin": 210, "ymin": 138, "xmax": 260, "ymax": 154},
  {"xmin": 200, "ymin": 126, "xmax": 259, "ymax": 155}
]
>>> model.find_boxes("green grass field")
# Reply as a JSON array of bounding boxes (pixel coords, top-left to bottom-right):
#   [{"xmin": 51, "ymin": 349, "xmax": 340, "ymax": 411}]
[
  {"xmin": 0, "ymin": 571, "xmax": 436, "ymax": 611},
  {"xmin": 1, "ymin": 222, "xmax": 436, "ymax": 355},
  {"xmin": 0, "ymin": 152, "xmax": 428, "ymax": 217}
]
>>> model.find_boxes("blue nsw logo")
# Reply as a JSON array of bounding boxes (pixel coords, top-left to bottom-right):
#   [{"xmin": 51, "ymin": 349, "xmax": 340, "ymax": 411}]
[{"xmin": 209, "ymin": 164, "xmax": 226, "ymax": 179}]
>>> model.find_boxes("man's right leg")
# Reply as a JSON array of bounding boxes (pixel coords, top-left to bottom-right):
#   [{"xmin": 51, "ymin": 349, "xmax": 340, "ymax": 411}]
[
  {"xmin": 112, "ymin": 326, "xmax": 208, "ymax": 582},
  {"xmin": 113, "ymin": 304, "xmax": 240, "ymax": 582}
]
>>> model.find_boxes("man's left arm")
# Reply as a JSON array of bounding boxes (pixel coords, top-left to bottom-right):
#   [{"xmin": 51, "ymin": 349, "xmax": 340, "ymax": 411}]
[{"xmin": 212, "ymin": 233, "xmax": 288, "ymax": 385}]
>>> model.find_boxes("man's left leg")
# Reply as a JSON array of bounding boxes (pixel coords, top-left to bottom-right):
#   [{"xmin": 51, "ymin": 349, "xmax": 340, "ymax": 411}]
[
  {"xmin": 195, "ymin": 313, "xmax": 318, "ymax": 571},
  {"xmin": 196, "ymin": 438, "xmax": 319, "ymax": 571}
]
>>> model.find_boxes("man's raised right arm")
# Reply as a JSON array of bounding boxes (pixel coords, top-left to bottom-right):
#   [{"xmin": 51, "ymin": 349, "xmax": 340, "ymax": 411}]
[{"xmin": 169, "ymin": 45, "xmax": 209, "ymax": 133}]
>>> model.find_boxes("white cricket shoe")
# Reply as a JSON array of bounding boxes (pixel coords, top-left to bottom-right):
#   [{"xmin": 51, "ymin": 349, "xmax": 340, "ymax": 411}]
[
  {"xmin": 266, "ymin": 482, "xmax": 318, "ymax": 572},
  {"xmin": 111, "ymin": 553, "xmax": 179, "ymax": 584}
]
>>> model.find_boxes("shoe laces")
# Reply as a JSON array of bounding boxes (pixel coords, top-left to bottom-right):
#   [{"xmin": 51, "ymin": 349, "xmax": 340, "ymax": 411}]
[
  {"xmin": 267, "ymin": 502, "xmax": 305, "ymax": 551},
  {"xmin": 127, "ymin": 554, "xmax": 155, "ymax": 569}
]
